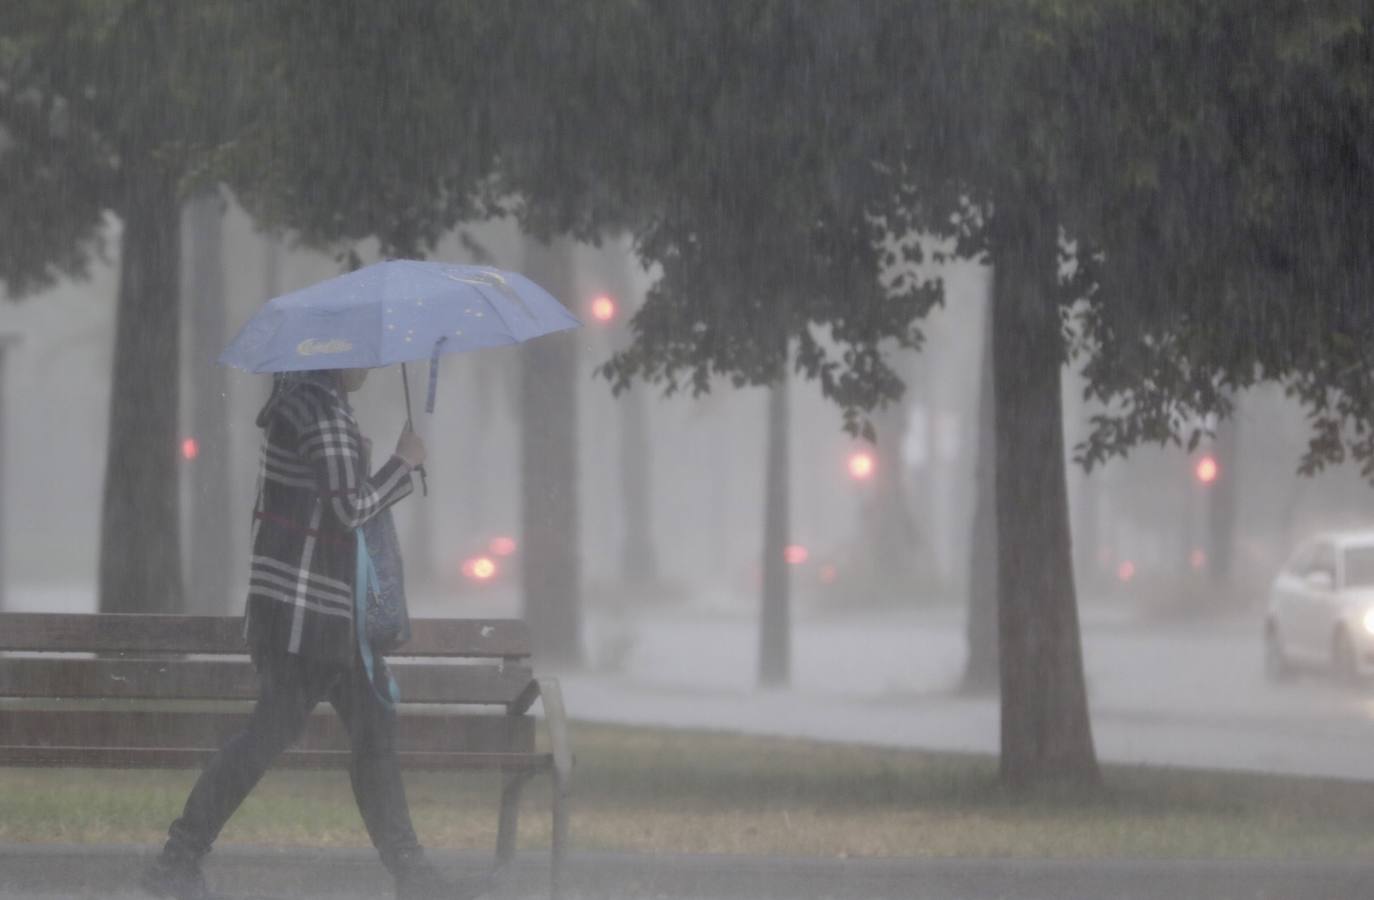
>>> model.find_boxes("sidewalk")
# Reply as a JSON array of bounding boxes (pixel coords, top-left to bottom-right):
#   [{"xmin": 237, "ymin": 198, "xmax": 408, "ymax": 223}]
[{"xmin": 2, "ymin": 844, "xmax": 1372, "ymax": 900}]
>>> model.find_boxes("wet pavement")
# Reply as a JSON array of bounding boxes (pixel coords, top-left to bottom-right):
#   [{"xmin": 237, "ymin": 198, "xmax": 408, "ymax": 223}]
[{"xmin": 1, "ymin": 845, "xmax": 1372, "ymax": 900}]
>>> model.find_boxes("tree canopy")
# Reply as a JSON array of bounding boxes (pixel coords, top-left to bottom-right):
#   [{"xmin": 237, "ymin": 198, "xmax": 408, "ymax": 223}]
[
  {"xmin": 0, "ymin": 1, "xmax": 234, "ymax": 296},
  {"xmin": 217, "ymin": 0, "xmax": 503, "ymax": 260}
]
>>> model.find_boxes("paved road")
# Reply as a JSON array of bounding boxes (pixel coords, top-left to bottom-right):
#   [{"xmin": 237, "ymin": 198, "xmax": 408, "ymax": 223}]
[
  {"xmin": 2, "ymin": 845, "xmax": 1372, "ymax": 900},
  {"xmin": 549, "ymin": 602, "xmax": 1374, "ymax": 782}
]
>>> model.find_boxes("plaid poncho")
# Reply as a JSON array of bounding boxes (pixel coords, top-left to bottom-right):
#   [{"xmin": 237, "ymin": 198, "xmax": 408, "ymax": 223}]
[{"xmin": 243, "ymin": 373, "xmax": 414, "ymax": 664}]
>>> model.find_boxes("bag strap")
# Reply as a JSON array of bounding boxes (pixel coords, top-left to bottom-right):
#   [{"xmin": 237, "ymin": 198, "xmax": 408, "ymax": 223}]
[{"xmin": 354, "ymin": 528, "xmax": 399, "ymax": 708}]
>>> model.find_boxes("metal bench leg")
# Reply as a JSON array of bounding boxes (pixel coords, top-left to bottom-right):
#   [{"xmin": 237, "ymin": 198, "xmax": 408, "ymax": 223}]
[
  {"xmin": 551, "ymin": 767, "xmax": 569, "ymax": 900},
  {"xmin": 535, "ymin": 676, "xmax": 574, "ymax": 900},
  {"xmin": 496, "ymin": 770, "xmax": 535, "ymax": 870}
]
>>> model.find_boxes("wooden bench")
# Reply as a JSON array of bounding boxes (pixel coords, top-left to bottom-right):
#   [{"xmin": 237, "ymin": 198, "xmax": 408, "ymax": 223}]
[{"xmin": 0, "ymin": 612, "xmax": 572, "ymax": 898}]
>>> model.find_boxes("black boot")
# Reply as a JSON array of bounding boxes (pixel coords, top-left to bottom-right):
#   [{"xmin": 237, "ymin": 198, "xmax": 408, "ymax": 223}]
[{"xmin": 139, "ymin": 849, "xmax": 209, "ymax": 900}]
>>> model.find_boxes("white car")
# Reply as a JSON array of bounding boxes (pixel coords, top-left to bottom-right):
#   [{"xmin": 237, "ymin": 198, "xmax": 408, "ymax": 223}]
[{"xmin": 1265, "ymin": 531, "xmax": 1374, "ymax": 684}]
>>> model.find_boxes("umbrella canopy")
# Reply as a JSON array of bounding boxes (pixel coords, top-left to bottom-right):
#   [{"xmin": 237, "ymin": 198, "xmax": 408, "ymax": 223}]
[{"xmin": 219, "ymin": 259, "xmax": 580, "ymax": 374}]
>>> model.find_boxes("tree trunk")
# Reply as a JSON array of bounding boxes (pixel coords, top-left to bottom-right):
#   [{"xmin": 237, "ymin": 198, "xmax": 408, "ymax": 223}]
[
  {"xmin": 1073, "ymin": 465, "xmax": 1101, "ymax": 590},
  {"xmin": 1207, "ymin": 403, "xmax": 1239, "ymax": 589},
  {"xmin": 520, "ymin": 236, "xmax": 582, "ymax": 667},
  {"xmin": 602, "ymin": 250, "xmax": 658, "ymax": 586},
  {"xmin": 1066, "ymin": 352, "xmax": 1100, "ymax": 592},
  {"xmin": 758, "ymin": 364, "xmax": 791, "ymax": 687},
  {"xmin": 991, "ymin": 196, "xmax": 1099, "ymax": 787},
  {"xmin": 0, "ymin": 337, "xmax": 14, "ymax": 612},
  {"xmin": 620, "ymin": 380, "xmax": 657, "ymax": 585},
  {"xmin": 856, "ymin": 353, "xmax": 925, "ymax": 599},
  {"xmin": 184, "ymin": 187, "xmax": 233, "ymax": 615},
  {"xmin": 962, "ymin": 297, "xmax": 999, "ymax": 693},
  {"xmin": 99, "ymin": 165, "xmax": 183, "ymax": 614}
]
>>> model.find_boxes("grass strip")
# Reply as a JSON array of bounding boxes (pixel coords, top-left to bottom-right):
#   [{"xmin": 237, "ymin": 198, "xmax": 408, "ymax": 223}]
[{"xmin": 3, "ymin": 721, "xmax": 1374, "ymax": 858}]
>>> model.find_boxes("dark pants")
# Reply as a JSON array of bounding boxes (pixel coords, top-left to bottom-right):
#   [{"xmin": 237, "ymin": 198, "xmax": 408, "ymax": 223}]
[{"xmin": 165, "ymin": 650, "xmax": 421, "ymax": 872}]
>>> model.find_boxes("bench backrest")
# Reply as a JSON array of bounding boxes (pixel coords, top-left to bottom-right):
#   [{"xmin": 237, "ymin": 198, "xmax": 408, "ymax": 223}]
[{"xmin": 0, "ymin": 613, "xmax": 539, "ymax": 769}]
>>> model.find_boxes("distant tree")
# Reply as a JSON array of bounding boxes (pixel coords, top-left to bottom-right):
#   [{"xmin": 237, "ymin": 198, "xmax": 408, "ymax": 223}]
[
  {"xmin": 1206, "ymin": 410, "xmax": 1240, "ymax": 587},
  {"xmin": 759, "ymin": 361, "xmax": 792, "ymax": 686},
  {"xmin": 588, "ymin": 246, "xmax": 659, "ymax": 588},
  {"xmin": 961, "ymin": 309, "xmax": 998, "ymax": 693},
  {"xmin": 855, "ymin": 351, "xmax": 928, "ymax": 600},
  {"xmin": 518, "ymin": 235, "xmax": 583, "ymax": 666},
  {"xmin": 0, "ymin": 335, "xmax": 18, "ymax": 610}
]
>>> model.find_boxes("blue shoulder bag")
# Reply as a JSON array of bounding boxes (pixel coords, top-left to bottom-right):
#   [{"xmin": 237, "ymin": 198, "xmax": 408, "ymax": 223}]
[{"xmin": 354, "ymin": 507, "xmax": 411, "ymax": 707}]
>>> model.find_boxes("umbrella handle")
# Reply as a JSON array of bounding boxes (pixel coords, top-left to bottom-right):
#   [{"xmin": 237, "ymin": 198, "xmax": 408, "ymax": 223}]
[{"xmin": 401, "ymin": 363, "xmax": 428, "ymax": 497}]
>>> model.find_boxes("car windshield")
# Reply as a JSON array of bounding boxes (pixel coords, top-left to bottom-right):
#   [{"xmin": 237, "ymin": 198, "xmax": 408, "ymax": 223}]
[{"xmin": 1344, "ymin": 546, "xmax": 1374, "ymax": 589}]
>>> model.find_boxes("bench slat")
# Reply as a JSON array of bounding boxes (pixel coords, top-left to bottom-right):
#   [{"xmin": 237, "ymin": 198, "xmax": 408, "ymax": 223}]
[
  {"xmin": 0, "ymin": 614, "xmax": 241, "ymax": 654},
  {"xmin": 0, "ymin": 709, "xmax": 535, "ymax": 754},
  {"xmin": 0, "ymin": 614, "xmax": 531, "ymax": 658},
  {"xmin": 404, "ymin": 619, "xmax": 532, "ymax": 658},
  {"xmin": 0, "ymin": 746, "xmax": 554, "ymax": 771},
  {"xmin": 0, "ymin": 658, "xmax": 534, "ymax": 705}
]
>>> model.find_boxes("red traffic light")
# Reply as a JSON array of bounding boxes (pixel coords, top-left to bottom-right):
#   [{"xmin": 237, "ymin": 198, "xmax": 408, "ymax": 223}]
[
  {"xmin": 847, "ymin": 451, "xmax": 875, "ymax": 481},
  {"xmin": 181, "ymin": 438, "xmax": 200, "ymax": 461},
  {"xmin": 590, "ymin": 295, "xmax": 617, "ymax": 323},
  {"xmin": 1195, "ymin": 454, "xmax": 1219, "ymax": 485},
  {"xmin": 461, "ymin": 556, "xmax": 498, "ymax": 582},
  {"xmin": 784, "ymin": 544, "xmax": 809, "ymax": 565}
]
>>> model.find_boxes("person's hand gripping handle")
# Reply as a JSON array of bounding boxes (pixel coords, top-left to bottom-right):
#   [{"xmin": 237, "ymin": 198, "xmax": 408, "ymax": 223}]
[{"xmin": 395, "ymin": 425, "xmax": 428, "ymax": 496}]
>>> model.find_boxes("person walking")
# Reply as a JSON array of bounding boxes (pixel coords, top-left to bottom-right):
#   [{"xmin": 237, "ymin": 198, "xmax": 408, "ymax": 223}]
[{"xmin": 141, "ymin": 367, "xmax": 479, "ymax": 900}]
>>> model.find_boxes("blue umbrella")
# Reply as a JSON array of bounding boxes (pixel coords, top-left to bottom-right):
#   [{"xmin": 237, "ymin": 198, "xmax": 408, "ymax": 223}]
[
  {"xmin": 219, "ymin": 259, "xmax": 580, "ymax": 377},
  {"xmin": 220, "ymin": 259, "xmax": 581, "ymax": 493}
]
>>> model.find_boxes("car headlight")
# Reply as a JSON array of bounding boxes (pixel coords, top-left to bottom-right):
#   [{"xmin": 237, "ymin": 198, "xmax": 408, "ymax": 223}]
[{"xmin": 1362, "ymin": 609, "xmax": 1374, "ymax": 636}]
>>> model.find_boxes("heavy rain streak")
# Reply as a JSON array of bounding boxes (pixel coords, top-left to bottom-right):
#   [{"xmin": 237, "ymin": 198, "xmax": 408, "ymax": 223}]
[{"xmin": 1, "ymin": 4, "xmax": 1373, "ymax": 900}]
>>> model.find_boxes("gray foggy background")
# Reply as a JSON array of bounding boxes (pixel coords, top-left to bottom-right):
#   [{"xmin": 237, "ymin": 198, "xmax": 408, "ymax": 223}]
[
  {"xmin": 3, "ymin": 200, "xmax": 1367, "ymax": 622},
  {"xmin": 4, "ymin": 203, "xmax": 997, "ymax": 617}
]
